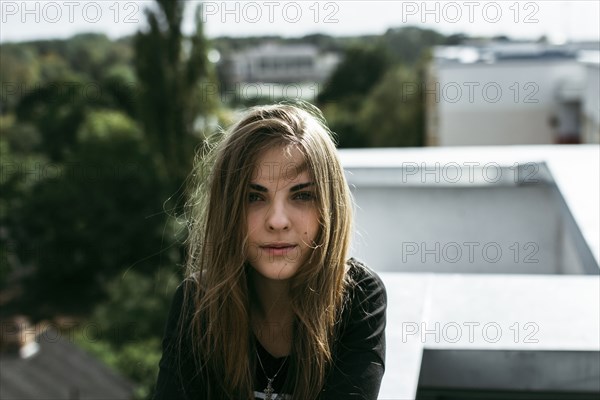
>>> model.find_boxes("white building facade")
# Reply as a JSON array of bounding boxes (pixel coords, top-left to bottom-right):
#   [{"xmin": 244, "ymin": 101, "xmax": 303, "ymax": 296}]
[
  {"xmin": 227, "ymin": 43, "xmax": 340, "ymax": 84},
  {"xmin": 426, "ymin": 43, "xmax": 599, "ymax": 146}
]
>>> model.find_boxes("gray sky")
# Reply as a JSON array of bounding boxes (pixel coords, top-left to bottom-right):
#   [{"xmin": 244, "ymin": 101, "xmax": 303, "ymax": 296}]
[{"xmin": 1, "ymin": 1, "xmax": 599, "ymax": 43}]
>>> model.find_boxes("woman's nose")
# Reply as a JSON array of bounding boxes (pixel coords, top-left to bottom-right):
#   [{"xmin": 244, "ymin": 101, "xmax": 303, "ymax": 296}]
[{"xmin": 265, "ymin": 201, "xmax": 290, "ymax": 231}]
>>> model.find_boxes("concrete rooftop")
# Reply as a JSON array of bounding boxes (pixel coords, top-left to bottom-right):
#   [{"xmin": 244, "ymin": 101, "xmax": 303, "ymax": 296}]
[{"xmin": 338, "ymin": 145, "xmax": 600, "ymax": 399}]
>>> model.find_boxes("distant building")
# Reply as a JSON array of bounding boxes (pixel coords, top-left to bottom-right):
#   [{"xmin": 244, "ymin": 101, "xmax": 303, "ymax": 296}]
[
  {"xmin": 1, "ymin": 316, "xmax": 135, "ymax": 400},
  {"xmin": 224, "ymin": 43, "xmax": 340, "ymax": 85},
  {"xmin": 426, "ymin": 42, "xmax": 600, "ymax": 146}
]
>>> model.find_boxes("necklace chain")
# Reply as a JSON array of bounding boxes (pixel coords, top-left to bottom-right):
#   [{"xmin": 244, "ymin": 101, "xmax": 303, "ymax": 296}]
[
  {"xmin": 256, "ymin": 349, "xmax": 287, "ymax": 400},
  {"xmin": 256, "ymin": 349, "xmax": 287, "ymax": 380}
]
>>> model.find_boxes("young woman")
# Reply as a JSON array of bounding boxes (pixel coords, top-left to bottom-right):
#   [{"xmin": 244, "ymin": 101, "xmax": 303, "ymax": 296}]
[{"xmin": 154, "ymin": 103, "xmax": 387, "ymax": 400}]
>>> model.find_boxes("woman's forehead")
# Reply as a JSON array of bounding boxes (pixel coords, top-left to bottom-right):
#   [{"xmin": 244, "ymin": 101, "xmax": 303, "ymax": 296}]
[
  {"xmin": 251, "ymin": 145, "xmax": 310, "ymax": 184},
  {"xmin": 255, "ymin": 144, "xmax": 306, "ymax": 168}
]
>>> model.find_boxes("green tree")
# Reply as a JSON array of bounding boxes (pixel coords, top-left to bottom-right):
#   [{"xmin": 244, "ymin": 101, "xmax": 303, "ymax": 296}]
[
  {"xmin": 14, "ymin": 75, "xmax": 139, "ymax": 161},
  {"xmin": 15, "ymin": 80, "xmax": 88, "ymax": 160},
  {"xmin": 321, "ymin": 99, "xmax": 370, "ymax": 148},
  {"xmin": 317, "ymin": 44, "xmax": 392, "ymax": 147},
  {"xmin": 357, "ymin": 65, "xmax": 425, "ymax": 147},
  {"xmin": 66, "ymin": 34, "xmax": 119, "ymax": 81},
  {"xmin": 382, "ymin": 26, "xmax": 446, "ymax": 65},
  {"xmin": 134, "ymin": 0, "xmax": 215, "ymax": 193},
  {"xmin": 0, "ymin": 44, "xmax": 41, "ymax": 112},
  {"xmin": 13, "ymin": 111, "xmax": 174, "ymax": 317},
  {"xmin": 0, "ymin": 115, "xmax": 47, "ymax": 291},
  {"xmin": 317, "ymin": 44, "xmax": 391, "ymax": 105}
]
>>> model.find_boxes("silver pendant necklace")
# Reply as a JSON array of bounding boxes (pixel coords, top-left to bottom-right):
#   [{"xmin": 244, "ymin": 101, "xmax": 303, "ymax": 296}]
[{"xmin": 256, "ymin": 350, "xmax": 288, "ymax": 400}]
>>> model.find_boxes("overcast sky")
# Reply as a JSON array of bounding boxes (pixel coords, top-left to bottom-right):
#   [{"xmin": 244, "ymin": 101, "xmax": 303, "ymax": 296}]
[{"xmin": 1, "ymin": 1, "xmax": 599, "ymax": 43}]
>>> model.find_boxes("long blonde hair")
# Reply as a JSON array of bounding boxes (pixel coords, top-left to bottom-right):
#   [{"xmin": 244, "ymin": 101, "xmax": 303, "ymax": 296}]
[{"xmin": 180, "ymin": 103, "xmax": 353, "ymax": 399}]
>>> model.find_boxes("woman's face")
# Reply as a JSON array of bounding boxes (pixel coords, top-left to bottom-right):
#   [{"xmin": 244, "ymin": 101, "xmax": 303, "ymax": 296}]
[{"xmin": 245, "ymin": 145, "xmax": 320, "ymax": 281}]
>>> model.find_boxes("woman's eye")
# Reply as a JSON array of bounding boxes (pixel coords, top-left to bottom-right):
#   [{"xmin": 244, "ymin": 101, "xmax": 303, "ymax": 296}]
[
  {"xmin": 248, "ymin": 193, "xmax": 263, "ymax": 203},
  {"xmin": 294, "ymin": 191, "xmax": 315, "ymax": 201}
]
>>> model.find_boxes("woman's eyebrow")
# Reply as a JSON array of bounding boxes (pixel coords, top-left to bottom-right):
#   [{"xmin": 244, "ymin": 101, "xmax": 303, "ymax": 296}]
[
  {"xmin": 290, "ymin": 182, "xmax": 314, "ymax": 192},
  {"xmin": 248, "ymin": 182, "xmax": 314, "ymax": 192},
  {"xmin": 249, "ymin": 183, "xmax": 267, "ymax": 192}
]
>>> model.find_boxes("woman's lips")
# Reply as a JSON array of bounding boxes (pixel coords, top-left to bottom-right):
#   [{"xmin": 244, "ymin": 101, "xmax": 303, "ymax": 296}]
[{"xmin": 260, "ymin": 244, "xmax": 297, "ymax": 257}]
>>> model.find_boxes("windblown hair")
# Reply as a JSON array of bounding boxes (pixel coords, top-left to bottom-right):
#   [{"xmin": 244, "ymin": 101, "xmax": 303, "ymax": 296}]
[{"xmin": 180, "ymin": 102, "xmax": 353, "ymax": 399}]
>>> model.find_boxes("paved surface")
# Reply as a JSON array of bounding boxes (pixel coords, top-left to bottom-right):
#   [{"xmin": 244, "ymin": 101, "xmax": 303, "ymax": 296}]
[{"xmin": 378, "ymin": 272, "xmax": 600, "ymax": 399}]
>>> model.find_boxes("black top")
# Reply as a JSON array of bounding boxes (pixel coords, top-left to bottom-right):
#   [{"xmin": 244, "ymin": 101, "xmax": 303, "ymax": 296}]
[{"xmin": 153, "ymin": 258, "xmax": 387, "ymax": 400}]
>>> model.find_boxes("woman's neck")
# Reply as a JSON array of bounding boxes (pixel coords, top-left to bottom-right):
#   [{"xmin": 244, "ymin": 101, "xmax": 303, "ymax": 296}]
[
  {"xmin": 249, "ymin": 269, "xmax": 294, "ymax": 324},
  {"xmin": 249, "ymin": 270, "xmax": 294, "ymax": 357}
]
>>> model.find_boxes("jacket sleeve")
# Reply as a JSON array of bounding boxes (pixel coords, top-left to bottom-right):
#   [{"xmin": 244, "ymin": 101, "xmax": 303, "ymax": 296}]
[
  {"xmin": 320, "ymin": 261, "xmax": 387, "ymax": 400},
  {"xmin": 153, "ymin": 282, "xmax": 203, "ymax": 400}
]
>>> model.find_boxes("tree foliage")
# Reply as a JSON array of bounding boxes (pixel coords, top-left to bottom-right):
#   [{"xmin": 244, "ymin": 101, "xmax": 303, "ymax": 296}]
[
  {"xmin": 134, "ymin": 0, "xmax": 215, "ymax": 189},
  {"xmin": 382, "ymin": 26, "xmax": 446, "ymax": 65},
  {"xmin": 11, "ymin": 112, "xmax": 175, "ymax": 317},
  {"xmin": 317, "ymin": 28, "xmax": 441, "ymax": 147},
  {"xmin": 357, "ymin": 65, "xmax": 425, "ymax": 147},
  {"xmin": 1, "ymin": 3, "xmax": 219, "ymax": 394},
  {"xmin": 317, "ymin": 44, "xmax": 394, "ymax": 147},
  {"xmin": 317, "ymin": 44, "xmax": 392, "ymax": 105}
]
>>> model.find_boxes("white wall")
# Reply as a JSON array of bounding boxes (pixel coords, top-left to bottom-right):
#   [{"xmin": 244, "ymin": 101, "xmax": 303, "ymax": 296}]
[
  {"xmin": 349, "ymin": 184, "xmax": 583, "ymax": 274},
  {"xmin": 429, "ymin": 60, "xmax": 585, "ymax": 145}
]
